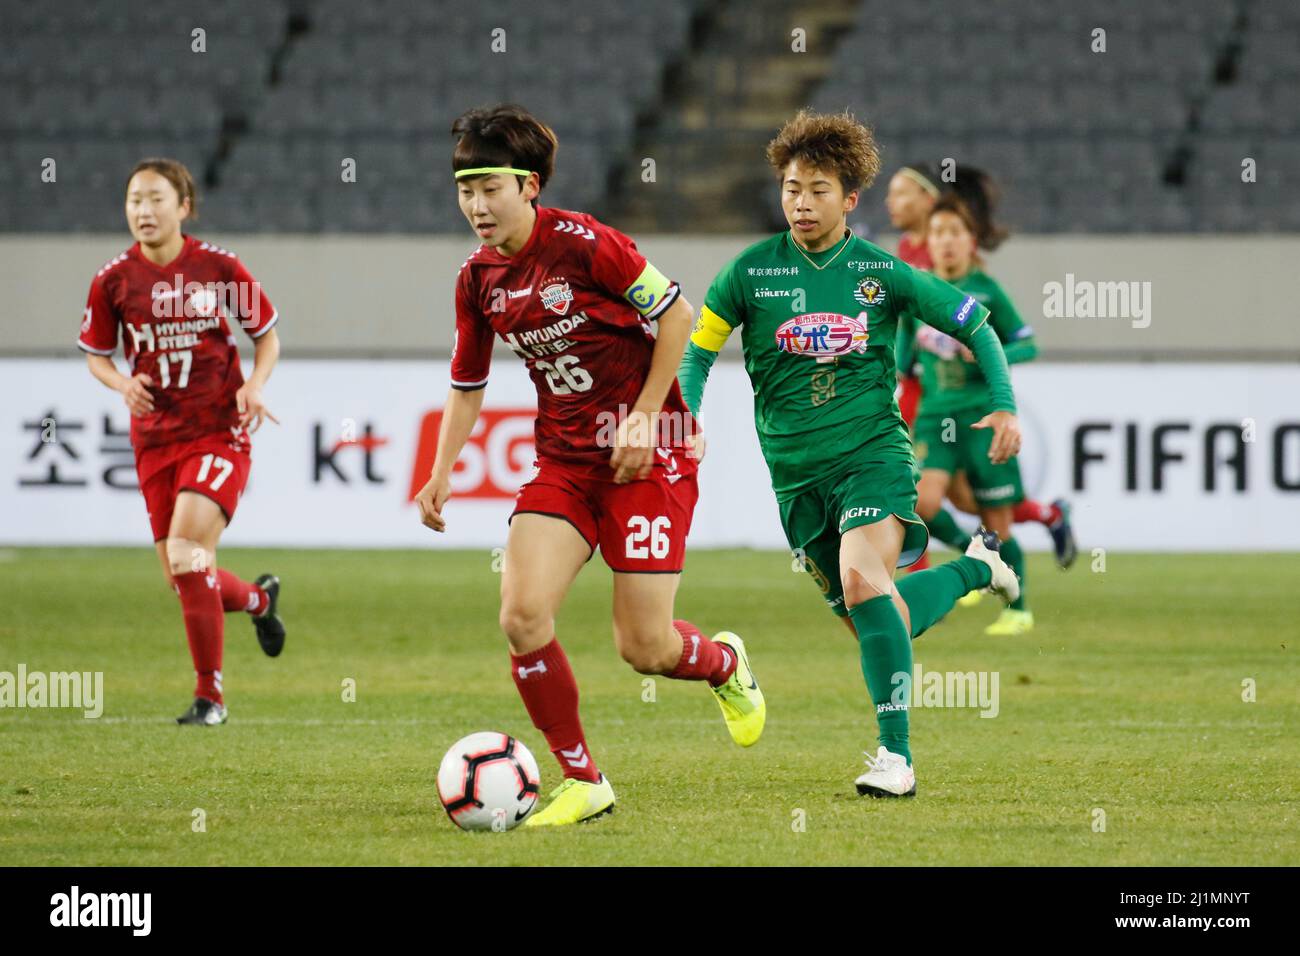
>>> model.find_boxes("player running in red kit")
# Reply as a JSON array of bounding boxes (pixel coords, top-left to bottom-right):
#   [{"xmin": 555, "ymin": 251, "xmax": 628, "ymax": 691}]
[
  {"xmin": 414, "ymin": 105, "xmax": 765, "ymax": 827},
  {"xmin": 78, "ymin": 159, "xmax": 286, "ymax": 726}
]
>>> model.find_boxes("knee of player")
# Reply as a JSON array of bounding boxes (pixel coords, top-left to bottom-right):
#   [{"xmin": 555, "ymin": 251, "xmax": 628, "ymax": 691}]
[
  {"xmin": 165, "ymin": 537, "xmax": 210, "ymax": 577},
  {"xmin": 498, "ymin": 602, "xmax": 549, "ymax": 642},
  {"xmin": 916, "ymin": 491, "xmax": 942, "ymax": 519},
  {"xmin": 616, "ymin": 638, "xmax": 666, "ymax": 675},
  {"xmin": 841, "ymin": 567, "xmax": 890, "ymax": 609}
]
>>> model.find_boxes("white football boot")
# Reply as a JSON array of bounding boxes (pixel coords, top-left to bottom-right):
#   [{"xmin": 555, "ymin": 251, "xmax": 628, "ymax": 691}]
[
  {"xmin": 963, "ymin": 527, "xmax": 1021, "ymax": 605},
  {"xmin": 855, "ymin": 746, "xmax": 917, "ymax": 798}
]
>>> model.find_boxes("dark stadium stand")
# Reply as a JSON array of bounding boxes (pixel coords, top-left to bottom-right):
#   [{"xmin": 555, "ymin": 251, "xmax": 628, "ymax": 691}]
[{"xmin": 0, "ymin": 0, "xmax": 1294, "ymax": 233}]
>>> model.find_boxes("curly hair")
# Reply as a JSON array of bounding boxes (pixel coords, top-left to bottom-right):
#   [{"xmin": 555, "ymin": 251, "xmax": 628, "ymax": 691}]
[{"xmin": 766, "ymin": 109, "xmax": 882, "ymax": 194}]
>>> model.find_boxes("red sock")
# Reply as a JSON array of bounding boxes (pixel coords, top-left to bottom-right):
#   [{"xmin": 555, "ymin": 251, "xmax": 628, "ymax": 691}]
[
  {"xmin": 909, "ymin": 549, "xmax": 931, "ymax": 572},
  {"xmin": 669, "ymin": 620, "xmax": 738, "ymax": 687},
  {"xmin": 174, "ymin": 570, "xmax": 225, "ymax": 704},
  {"xmin": 510, "ymin": 639, "xmax": 600, "ymax": 783},
  {"xmin": 1013, "ymin": 499, "xmax": 1061, "ymax": 526},
  {"xmin": 216, "ymin": 569, "xmax": 268, "ymax": 615}
]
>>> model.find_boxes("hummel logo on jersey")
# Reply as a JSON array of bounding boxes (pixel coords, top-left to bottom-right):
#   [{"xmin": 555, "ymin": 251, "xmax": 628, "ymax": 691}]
[
  {"xmin": 560, "ymin": 744, "xmax": 590, "ymax": 769},
  {"xmin": 666, "ymin": 473, "xmax": 683, "ymax": 484},
  {"xmin": 507, "ymin": 286, "xmax": 533, "ymax": 299},
  {"xmin": 553, "ymin": 220, "xmax": 596, "ymax": 240},
  {"xmin": 516, "ymin": 661, "xmax": 548, "ymax": 680}
]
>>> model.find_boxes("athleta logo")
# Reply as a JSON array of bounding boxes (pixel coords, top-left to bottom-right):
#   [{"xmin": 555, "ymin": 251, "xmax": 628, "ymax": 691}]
[
  {"xmin": 539, "ymin": 278, "xmax": 574, "ymax": 316},
  {"xmin": 775, "ymin": 313, "xmax": 869, "ymax": 357}
]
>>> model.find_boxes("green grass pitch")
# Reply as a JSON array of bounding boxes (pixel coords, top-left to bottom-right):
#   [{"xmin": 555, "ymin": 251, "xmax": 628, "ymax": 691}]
[{"xmin": 1, "ymin": 547, "xmax": 1296, "ymax": 866}]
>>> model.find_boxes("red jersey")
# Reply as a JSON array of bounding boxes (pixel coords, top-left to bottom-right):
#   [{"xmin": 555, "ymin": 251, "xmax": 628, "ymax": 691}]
[
  {"xmin": 78, "ymin": 235, "xmax": 278, "ymax": 451},
  {"xmin": 898, "ymin": 233, "xmax": 933, "ymax": 270},
  {"xmin": 451, "ymin": 206, "xmax": 693, "ymax": 469}
]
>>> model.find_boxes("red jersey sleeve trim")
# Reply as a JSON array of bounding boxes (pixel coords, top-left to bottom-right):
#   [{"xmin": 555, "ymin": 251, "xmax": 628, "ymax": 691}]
[
  {"xmin": 642, "ymin": 282, "xmax": 681, "ymax": 321},
  {"xmin": 77, "ymin": 340, "xmax": 116, "ymax": 356},
  {"xmin": 450, "ymin": 376, "xmax": 489, "ymax": 391},
  {"xmin": 249, "ymin": 309, "xmax": 279, "ymax": 338}
]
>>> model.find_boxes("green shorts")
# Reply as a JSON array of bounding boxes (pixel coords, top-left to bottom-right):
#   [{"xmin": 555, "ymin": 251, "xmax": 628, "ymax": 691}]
[
  {"xmin": 913, "ymin": 407, "xmax": 1024, "ymax": 508},
  {"xmin": 777, "ymin": 460, "xmax": 929, "ymax": 618}
]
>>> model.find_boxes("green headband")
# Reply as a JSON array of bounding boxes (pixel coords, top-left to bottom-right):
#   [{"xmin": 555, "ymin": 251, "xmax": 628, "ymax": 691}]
[{"xmin": 454, "ymin": 166, "xmax": 533, "ymax": 179}]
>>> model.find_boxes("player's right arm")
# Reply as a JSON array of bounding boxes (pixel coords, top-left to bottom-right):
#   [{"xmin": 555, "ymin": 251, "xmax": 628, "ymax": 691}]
[
  {"xmin": 676, "ymin": 259, "xmax": 746, "ymax": 424},
  {"xmin": 79, "ymin": 272, "xmax": 155, "ymax": 415},
  {"xmin": 415, "ymin": 386, "xmax": 485, "ymax": 532},
  {"xmin": 415, "ymin": 269, "xmax": 495, "ymax": 532}
]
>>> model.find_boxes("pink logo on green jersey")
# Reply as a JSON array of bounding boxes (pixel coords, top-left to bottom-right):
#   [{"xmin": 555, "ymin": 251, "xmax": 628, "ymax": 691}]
[{"xmin": 775, "ymin": 313, "xmax": 870, "ymax": 356}]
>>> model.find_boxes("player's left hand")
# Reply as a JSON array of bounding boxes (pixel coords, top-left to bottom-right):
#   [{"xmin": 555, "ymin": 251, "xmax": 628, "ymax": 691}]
[
  {"xmin": 611, "ymin": 408, "xmax": 655, "ymax": 484},
  {"xmin": 685, "ymin": 430, "xmax": 707, "ymax": 463},
  {"xmin": 236, "ymin": 384, "xmax": 280, "ymax": 433},
  {"xmin": 972, "ymin": 410, "xmax": 1021, "ymax": 464}
]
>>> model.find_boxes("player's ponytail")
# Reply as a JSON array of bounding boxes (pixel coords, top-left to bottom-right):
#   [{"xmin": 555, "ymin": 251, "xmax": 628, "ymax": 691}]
[
  {"xmin": 127, "ymin": 158, "xmax": 199, "ymax": 222},
  {"xmin": 451, "ymin": 104, "xmax": 558, "ymax": 205}
]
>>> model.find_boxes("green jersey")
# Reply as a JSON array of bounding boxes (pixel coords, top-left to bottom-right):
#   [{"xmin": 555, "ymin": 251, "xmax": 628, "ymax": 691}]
[
  {"xmin": 684, "ymin": 229, "xmax": 1014, "ymax": 497},
  {"xmin": 898, "ymin": 268, "xmax": 1037, "ymax": 416}
]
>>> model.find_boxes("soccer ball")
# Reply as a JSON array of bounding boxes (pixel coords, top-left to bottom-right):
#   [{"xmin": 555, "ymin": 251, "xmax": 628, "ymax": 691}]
[{"xmin": 437, "ymin": 731, "xmax": 541, "ymax": 831}]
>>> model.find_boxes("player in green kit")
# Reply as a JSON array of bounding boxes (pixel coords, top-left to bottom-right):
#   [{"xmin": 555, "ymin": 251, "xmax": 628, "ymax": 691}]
[
  {"xmin": 899, "ymin": 194, "xmax": 1039, "ymax": 636},
  {"xmin": 677, "ymin": 110, "xmax": 1023, "ymax": 798}
]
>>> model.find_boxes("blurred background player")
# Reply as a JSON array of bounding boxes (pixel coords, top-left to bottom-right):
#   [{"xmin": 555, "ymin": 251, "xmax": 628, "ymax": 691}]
[
  {"xmin": 78, "ymin": 159, "xmax": 286, "ymax": 726},
  {"xmin": 413, "ymin": 105, "xmax": 765, "ymax": 827},
  {"xmin": 884, "ymin": 163, "xmax": 940, "ymax": 559},
  {"xmin": 886, "ymin": 161, "xmax": 941, "ymax": 272},
  {"xmin": 899, "ymin": 193, "xmax": 1040, "ymax": 635},
  {"xmin": 894, "ymin": 166, "xmax": 1077, "ymax": 580},
  {"xmin": 679, "ymin": 110, "xmax": 1023, "ymax": 799}
]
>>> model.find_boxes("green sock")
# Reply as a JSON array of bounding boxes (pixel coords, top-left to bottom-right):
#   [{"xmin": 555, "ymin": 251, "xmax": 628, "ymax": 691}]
[
  {"xmin": 896, "ymin": 556, "xmax": 993, "ymax": 639},
  {"xmin": 926, "ymin": 507, "xmax": 970, "ymax": 551},
  {"xmin": 1001, "ymin": 536, "xmax": 1027, "ymax": 611},
  {"xmin": 847, "ymin": 594, "xmax": 913, "ymax": 764}
]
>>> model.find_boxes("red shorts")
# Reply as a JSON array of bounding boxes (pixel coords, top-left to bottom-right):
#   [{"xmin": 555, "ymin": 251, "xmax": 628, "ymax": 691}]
[
  {"xmin": 898, "ymin": 375, "xmax": 923, "ymax": 428},
  {"xmin": 136, "ymin": 433, "xmax": 252, "ymax": 542},
  {"xmin": 512, "ymin": 452, "xmax": 699, "ymax": 573}
]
